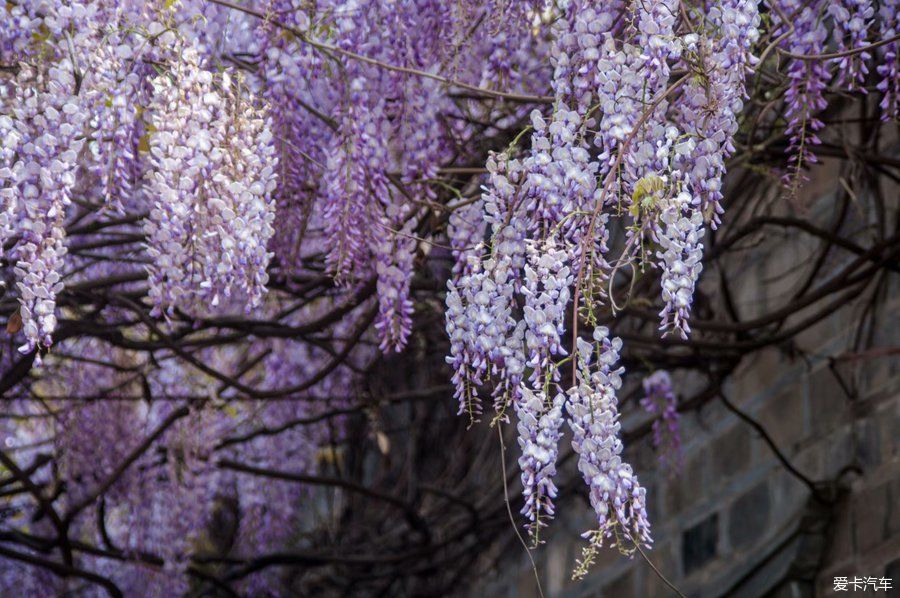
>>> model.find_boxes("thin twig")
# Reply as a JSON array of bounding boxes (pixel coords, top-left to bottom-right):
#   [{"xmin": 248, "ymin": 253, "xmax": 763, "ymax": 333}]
[
  {"xmin": 497, "ymin": 425, "xmax": 545, "ymax": 598},
  {"xmin": 718, "ymin": 390, "xmax": 830, "ymax": 504},
  {"xmin": 778, "ymin": 33, "xmax": 900, "ymax": 61},
  {"xmin": 634, "ymin": 539, "xmax": 686, "ymax": 598},
  {"xmin": 205, "ymin": 0, "xmax": 554, "ymax": 104}
]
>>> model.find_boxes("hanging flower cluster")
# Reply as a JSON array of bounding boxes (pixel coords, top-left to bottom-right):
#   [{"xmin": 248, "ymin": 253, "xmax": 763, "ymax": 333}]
[
  {"xmin": 769, "ymin": 0, "xmax": 881, "ymax": 190},
  {"xmin": 515, "ymin": 384, "xmax": 566, "ymax": 538},
  {"xmin": 144, "ymin": 48, "xmax": 277, "ymax": 315},
  {"xmin": 1, "ymin": 62, "xmax": 85, "ymax": 356},
  {"xmin": 640, "ymin": 370, "xmax": 682, "ymax": 473},
  {"xmin": 829, "ymin": 0, "xmax": 875, "ymax": 91},
  {"xmin": 878, "ymin": 0, "xmax": 900, "ymax": 121},
  {"xmin": 569, "ymin": 330, "xmax": 652, "ymax": 553},
  {"xmin": 445, "ymin": 0, "xmax": 764, "ymax": 553}
]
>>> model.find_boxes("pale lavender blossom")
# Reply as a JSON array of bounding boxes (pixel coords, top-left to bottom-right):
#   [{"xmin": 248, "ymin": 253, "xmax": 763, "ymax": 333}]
[
  {"xmin": 5, "ymin": 62, "xmax": 85, "ymax": 354},
  {"xmin": 515, "ymin": 385, "xmax": 565, "ymax": 539},
  {"xmin": 655, "ymin": 191, "xmax": 705, "ymax": 337},
  {"xmin": 567, "ymin": 328, "xmax": 652, "ymax": 549},
  {"xmin": 144, "ymin": 49, "xmax": 277, "ymax": 316}
]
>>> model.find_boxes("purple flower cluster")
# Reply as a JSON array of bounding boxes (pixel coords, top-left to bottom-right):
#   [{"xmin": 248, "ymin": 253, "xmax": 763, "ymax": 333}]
[
  {"xmin": 2, "ymin": 62, "xmax": 85, "ymax": 355},
  {"xmin": 515, "ymin": 385, "xmax": 566, "ymax": 538},
  {"xmin": 257, "ymin": 0, "xmax": 512, "ymax": 353},
  {"xmin": 522, "ymin": 238, "xmax": 573, "ymax": 374},
  {"xmin": 640, "ymin": 370, "xmax": 682, "ymax": 473},
  {"xmin": 445, "ymin": 248, "xmax": 526, "ymax": 420},
  {"xmin": 677, "ymin": 0, "xmax": 759, "ymax": 227},
  {"xmin": 322, "ymin": 97, "xmax": 390, "ymax": 285},
  {"xmin": 524, "ymin": 108, "xmax": 602, "ymax": 236},
  {"xmin": 0, "ymin": 4, "xmax": 282, "ymax": 353},
  {"xmin": 637, "ymin": 0, "xmax": 679, "ymax": 92},
  {"xmin": 446, "ymin": 153, "xmax": 528, "ymax": 419},
  {"xmin": 829, "ymin": 0, "xmax": 875, "ymax": 91},
  {"xmin": 567, "ymin": 328, "xmax": 652, "ymax": 548},
  {"xmin": 551, "ymin": 1, "xmax": 624, "ymax": 111},
  {"xmin": 375, "ymin": 219, "xmax": 417, "ymax": 352},
  {"xmin": 144, "ymin": 49, "xmax": 278, "ymax": 315},
  {"xmin": 772, "ymin": 0, "xmax": 831, "ymax": 188},
  {"xmin": 444, "ymin": 0, "xmax": 757, "ymax": 549},
  {"xmin": 655, "ymin": 191, "xmax": 706, "ymax": 336},
  {"xmin": 84, "ymin": 6, "xmax": 153, "ymax": 214},
  {"xmin": 257, "ymin": 1, "xmax": 329, "ymax": 269},
  {"xmin": 594, "ymin": 37, "xmax": 654, "ymax": 171},
  {"xmin": 447, "ymin": 197, "xmax": 486, "ymax": 275},
  {"xmin": 877, "ymin": 0, "xmax": 899, "ymax": 121}
]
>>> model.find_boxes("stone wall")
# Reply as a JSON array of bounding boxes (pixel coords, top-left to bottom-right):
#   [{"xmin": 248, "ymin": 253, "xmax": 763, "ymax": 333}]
[{"xmin": 478, "ymin": 159, "xmax": 900, "ymax": 597}]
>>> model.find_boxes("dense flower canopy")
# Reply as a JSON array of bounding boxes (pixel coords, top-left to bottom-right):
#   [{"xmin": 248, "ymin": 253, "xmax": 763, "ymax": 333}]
[{"xmin": 0, "ymin": 0, "xmax": 897, "ymax": 594}]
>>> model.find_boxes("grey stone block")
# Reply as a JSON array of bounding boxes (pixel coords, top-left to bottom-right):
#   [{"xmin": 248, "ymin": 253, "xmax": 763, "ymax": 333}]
[
  {"xmin": 728, "ymin": 481, "xmax": 771, "ymax": 550},
  {"xmin": 756, "ymin": 384, "xmax": 806, "ymax": 453},
  {"xmin": 664, "ymin": 451, "xmax": 709, "ymax": 516},
  {"xmin": 712, "ymin": 425, "xmax": 753, "ymax": 481},
  {"xmin": 852, "ymin": 481, "xmax": 892, "ymax": 553},
  {"xmin": 822, "ymin": 425, "xmax": 853, "ymax": 478},
  {"xmin": 855, "ymin": 417, "xmax": 884, "ymax": 468},
  {"xmin": 808, "ymin": 367, "xmax": 849, "ymax": 436}
]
